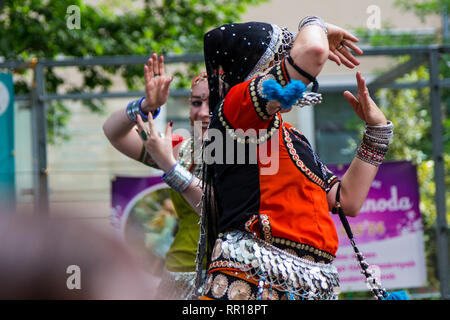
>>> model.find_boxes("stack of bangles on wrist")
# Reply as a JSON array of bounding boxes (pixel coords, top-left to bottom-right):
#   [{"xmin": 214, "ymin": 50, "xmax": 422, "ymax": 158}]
[
  {"xmin": 126, "ymin": 97, "xmax": 161, "ymax": 122},
  {"xmin": 162, "ymin": 163, "xmax": 194, "ymax": 193},
  {"xmin": 356, "ymin": 121, "xmax": 394, "ymax": 166}
]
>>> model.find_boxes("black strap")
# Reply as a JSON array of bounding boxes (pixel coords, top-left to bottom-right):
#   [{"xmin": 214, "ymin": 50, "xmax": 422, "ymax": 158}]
[
  {"xmin": 286, "ymin": 55, "xmax": 319, "ymax": 92},
  {"xmin": 332, "ymin": 182, "xmax": 353, "ymax": 239},
  {"xmin": 332, "ymin": 182, "xmax": 387, "ymax": 300}
]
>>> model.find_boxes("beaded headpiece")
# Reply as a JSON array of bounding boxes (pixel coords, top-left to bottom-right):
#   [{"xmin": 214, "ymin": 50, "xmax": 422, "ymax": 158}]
[
  {"xmin": 191, "ymin": 72, "xmax": 208, "ymax": 89},
  {"xmin": 203, "ymin": 22, "xmax": 294, "ymax": 113}
]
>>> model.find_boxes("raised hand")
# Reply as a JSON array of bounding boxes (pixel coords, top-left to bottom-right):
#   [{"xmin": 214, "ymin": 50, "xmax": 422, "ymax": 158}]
[
  {"xmin": 141, "ymin": 53, "xmax": 174, "ymax": 113},
  {"xmin": 326, "ymin": 23, "xmax": 363, "ymax": 69},
  {"xmin": 135, "ymin": 112, "xmax": 176, "ymax": 173},
  {"xmin": 343, "ymin": 72, "xmax": 387, "ymax": 126}
]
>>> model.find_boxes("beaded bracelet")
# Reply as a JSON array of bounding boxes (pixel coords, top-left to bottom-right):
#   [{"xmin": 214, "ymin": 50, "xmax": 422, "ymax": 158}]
[
  {"xmin": 356, "ymin": 142, "xmax": 388, "ymax": 167},
  {"xmin": 126, "ymin": 96, "xmax": 161, "ymax": 123},
  {"xmin": 162, "ymin": 162, "xmax": 194, "ymax": 193},
  {"xmin": 356, "ymin": 121, "xmax": 393, "ymax": 166}
]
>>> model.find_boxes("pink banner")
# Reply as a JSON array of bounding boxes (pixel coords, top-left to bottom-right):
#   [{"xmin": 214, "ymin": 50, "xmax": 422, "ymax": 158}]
[{"xmin": 328, "ymin": 161, "xmax": 427, "ymax": 292}]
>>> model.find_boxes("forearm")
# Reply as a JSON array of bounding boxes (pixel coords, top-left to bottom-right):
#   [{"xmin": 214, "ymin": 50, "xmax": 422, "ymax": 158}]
[
  {"xmin": 103, "ymin": 107, "xmax": 145, "ymax": 161},
  {"xmin": 103, "ymin": 108, "xmax": 135, "ymax": 142},
  {"xmin": 338, "ymin": 158, "xmax": 379, "ymax": 217},
  {"xmin": 160, "ymin": 160, "xmax": 203, "ymax": 215},
  {"xmin": 285, "ymin": 24, "xmax": 329, "ymax": 84},
  {"xmin": 328, "ymin": 122, "xmax": 393, "ymax": 217},
  {"xmin": 180, "ymin": 177, "xmax": 203, "ymax": 215}
]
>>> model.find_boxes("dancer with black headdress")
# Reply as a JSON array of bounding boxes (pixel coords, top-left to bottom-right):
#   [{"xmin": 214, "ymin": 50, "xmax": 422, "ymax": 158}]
[
  {"xmin": 127, "ymin": 18, "xmax": 394, "ymax": 300},
  {"xmin": 195, "ymin": 17, "xmax": 393, "ymax": 300}
]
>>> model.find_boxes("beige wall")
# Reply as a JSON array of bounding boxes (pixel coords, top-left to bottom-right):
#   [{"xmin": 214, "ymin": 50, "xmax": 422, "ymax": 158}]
[
  {"xmin": 242, "ymin": 0, "xmax": 440, "ymax": 32},
  {"xmin": 243, "ymin": 0, "xmax": 441, "ymax": 76}
]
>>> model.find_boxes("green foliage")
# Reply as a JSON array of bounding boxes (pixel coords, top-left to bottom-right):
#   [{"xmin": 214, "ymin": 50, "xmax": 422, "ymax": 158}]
[
  {"xmin": 395, "ymin": 0, "xmax": 450, "ymax": 21},
  {"xmin": 0, "ymin": 0, "xmax": 267, "ymax": 143},
  {"xmin": 349, "ymin": 1, "xmax": 449, "ymax": 296}
]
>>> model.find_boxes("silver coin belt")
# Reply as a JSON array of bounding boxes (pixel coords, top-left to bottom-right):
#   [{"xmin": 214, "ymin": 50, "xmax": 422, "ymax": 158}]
[
  {"xmin": 208, "ymin": 230, "xmax": 340, "ymax": 300},
  {"xmin": 156, "ymin": 269, "xmax": 206, "ymax": 300}
]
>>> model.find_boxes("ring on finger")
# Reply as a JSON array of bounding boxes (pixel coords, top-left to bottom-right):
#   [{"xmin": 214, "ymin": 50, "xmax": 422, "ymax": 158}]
[
  {"xmin": 141, "ymin": 130, "xmax": 150, "ymax": 141},
  {"xmin": 337, "ymin": 42, "xmax": 345, "ymax": 50}
]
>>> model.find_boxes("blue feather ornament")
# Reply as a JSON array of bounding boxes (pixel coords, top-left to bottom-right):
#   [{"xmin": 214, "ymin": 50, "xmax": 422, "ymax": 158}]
[
  {"xmin": 384, "ymin": 290, "xmax": 409, "ymax": 300},
  {"xmin": 262, "ymin": 79, "xmax": 307, "ymax": 109}
]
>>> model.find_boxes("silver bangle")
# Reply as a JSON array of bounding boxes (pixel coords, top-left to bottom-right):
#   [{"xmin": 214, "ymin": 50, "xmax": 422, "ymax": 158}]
[
  {"xmin": 126, "ymin": 98, "xmax": 144, "ymax": 123},
  {"xmin": 162, "ymin": 162, "xmax": 194, "ymax": 193},
  {"xmin": 365, "ymin": 121, "xmax": 393, "ymax": 142},
  {"xmin": 298, "ymin": 16, "xmax": 328, "ymax": 35},
  {"xmin": 356, "ymin": 121, "xmax": 394, "ymax": 166},
  {"xmin": 366, "ymin": 121, "xmax": 394, "ymax": 132}
]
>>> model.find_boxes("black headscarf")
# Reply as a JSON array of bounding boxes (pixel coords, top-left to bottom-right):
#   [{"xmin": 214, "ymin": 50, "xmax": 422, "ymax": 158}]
[
  {"xmin": 195, "ymin": 22, "xmax": 295, "ymax": 293},
  {"xmin": 203, "ymin": 22, "xmax": 295, "ymax": 114}
]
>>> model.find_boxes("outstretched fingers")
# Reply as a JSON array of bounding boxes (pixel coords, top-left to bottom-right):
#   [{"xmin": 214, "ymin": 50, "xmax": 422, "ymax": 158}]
[
  {"xmin": 146, "ymin": 56, "xmax": 155, "ymax": 79},
  {"xmin": 356, "ymin": 72, "xmax": 371, "ymax": 103},
  {"xmin": 152, "ymin": 52, "xmax": 160, "ymax": 76},
  {"xmin": 158, "ymin": 54, "xmax": 165, "ymax": 77},
  {"xmin": 328, "ymin": 50, "xmax": 342, "ymax": 66},
  {"xmin": 146, "ymin": 111, "xmax": 158, "ymax": 138},
  {"xmin": 341, "ymin": 45, "xmax": 361, "ymax": 67},
  {"xmin": 343, "ymin": 90, "xmax": 363, "ymax": 119},
  {"xmin": 334, "ymin": 49, "xmax": 356, "ymax": 68},
  {"xmin": 343, "ymin": 30, "xmax": 359, "ymax": 44},
  {"xmin": 165, "ymin": 120, "xmax": 173, "ymax": 138},
  {"xmin": 343, "ymin": 39, "xmax": 363, "ymax": 56},
  {"xmin": 136, "ymin": 114, "xmax": 150, "ymax": 141}
]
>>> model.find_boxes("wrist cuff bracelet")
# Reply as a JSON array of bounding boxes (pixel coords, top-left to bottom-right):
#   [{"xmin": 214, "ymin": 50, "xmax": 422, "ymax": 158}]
[
  {"xmin": 356, "ymin": 121, "xmax": 394, "ymax": 166},
  {"xmin": 162, "ymin": 162, "xmax": 194, "ymax": 193},
  {"xmin": 126, "ymin": 98, "xmax": 141, "ymax": 122},
  {"xmin": 126, "ymin": 97, "xmax": 161, "ymax": 123}
]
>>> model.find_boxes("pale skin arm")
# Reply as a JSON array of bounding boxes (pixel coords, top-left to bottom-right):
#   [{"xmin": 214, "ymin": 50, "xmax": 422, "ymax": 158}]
[
  {"xmin": 267, "ymin": 23, "xmax": 364, "ymax": 114},
  {"xmin": 135, "ymin": 113, "xmax": 204, "ymax": 214},
  {"xmin": 104, "ymin": 53, "xmax": 203, "ymax": 213},
  {"xmin": 286, "ymin": 22, "xmax": 363, "ymax": 87}
]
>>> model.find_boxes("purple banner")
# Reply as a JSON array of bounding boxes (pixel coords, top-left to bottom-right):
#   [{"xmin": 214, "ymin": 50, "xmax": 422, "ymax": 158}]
[
  {"xmin": 110, "ymin": 175, "xmax": 166, "ymax": 233},
  {"xmin": 328, "ymin": 161, "xmax": 427, "ymax": 291},
  {"xmin": 328, "ymin": 161, "xmax": 422, "ymax": 246}
]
